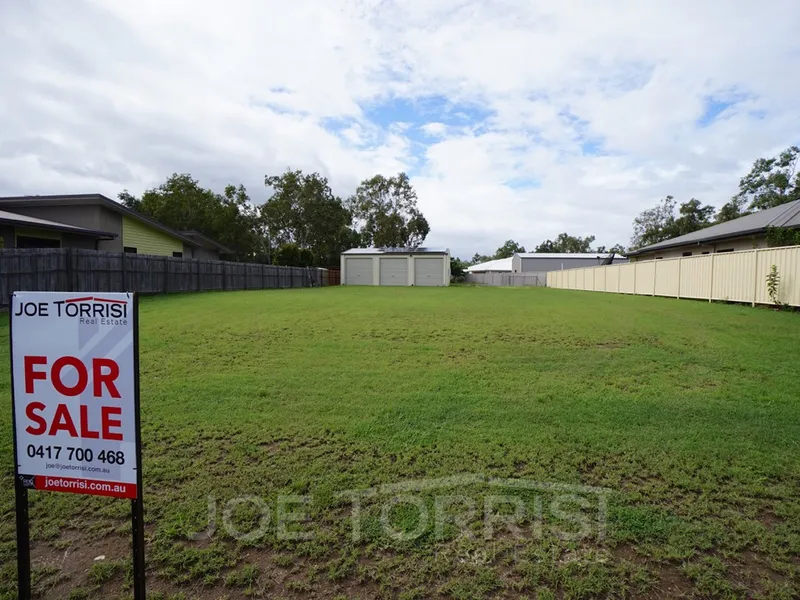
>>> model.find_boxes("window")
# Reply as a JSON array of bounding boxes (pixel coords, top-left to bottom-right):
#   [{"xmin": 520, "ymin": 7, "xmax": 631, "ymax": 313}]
[
  {"xmin": 682, "ymin": 252, "xmax": 692, "ymax": 257},
  {"xmin": 16, "ymin": 236, "xmax": 60, "ymax": 249},
  {"xmin": 701, "ymin": 251, "xmax": 710, "ymax": 255},
  {"xmin": 717, "ymin": 248, "xmax": 734, "ymax": 253},
  {"xmin": 655, "ymin": 256, "xmax": 663, "ymax": 260},
  {"xmin": 172, "ymin": 251, "xmax": 183, "ymax": 258},
  {"xmin": 124, "ymin": 246, "xmax": 137, "ymax": 253}
]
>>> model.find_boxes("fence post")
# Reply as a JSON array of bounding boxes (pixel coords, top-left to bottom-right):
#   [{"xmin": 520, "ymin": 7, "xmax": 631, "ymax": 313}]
[
  {"xmin": 652, "ymin": 259, "xmax": 657, "ymax": 296},
  {"xmin": 677, "ymin": 257, "xmax": 682, "ymax": 299},
  {"xmin": 751, "ymin": 249, "xmax": 760, "ymax": 307},
  {"xmin": 261, "ymin": 264, "xmax": 265, "ymax": 290},
  {"xmin": 632, "ymin": 262, "xmax": 637, "ymax": 295},
  {"xmin": 709, "ymin": 253, "xmax": 715, "ymax": 302},
  {"xmin": 222, "ymin": 262, "xmax": 227, "ymax": 291},
  {"xmin": 163, "ymin": 256, "xmax": 168, "ymax": 294}
]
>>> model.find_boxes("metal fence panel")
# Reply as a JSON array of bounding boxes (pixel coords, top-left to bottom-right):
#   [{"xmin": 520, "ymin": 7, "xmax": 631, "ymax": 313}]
[{"xmin": 546, "ymin": 245, "xmax": 800, "ymax": 307}]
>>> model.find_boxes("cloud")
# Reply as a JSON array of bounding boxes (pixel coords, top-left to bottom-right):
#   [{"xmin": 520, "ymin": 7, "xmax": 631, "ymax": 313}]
[{"xmin": 1, "ymin": 0, "xmax": 799, "ymax": 257}]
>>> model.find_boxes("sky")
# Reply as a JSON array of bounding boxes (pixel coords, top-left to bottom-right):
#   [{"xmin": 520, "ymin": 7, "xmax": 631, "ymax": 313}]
[{"xmin": 1, "ymin": 1, "xmax": 799, "ymax": 259}]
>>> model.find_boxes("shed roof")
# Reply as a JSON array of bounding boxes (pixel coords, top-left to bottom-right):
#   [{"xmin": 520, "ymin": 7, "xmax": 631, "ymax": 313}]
[
  {"xmin": 466, "ymin": 257, "xmax": 513, "ymax": 272},
  {"xmin": 628, "ymin": 199, "xmax": 800, "ymax": 256},
  {"xmin": 515, "ymin": 252, "xmax": 619, "ymax": 259},
  {"xmin": 342, "ymin": 247, "xmax": 449, "ymax": 255},
  {"xmin": 0, "ymin": 208, "xmax": 116, "ymax": 238}
]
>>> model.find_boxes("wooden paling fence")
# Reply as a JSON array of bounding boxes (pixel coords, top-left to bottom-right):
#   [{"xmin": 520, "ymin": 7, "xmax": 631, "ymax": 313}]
[
  {"xmin": 0, "ymin": 248, "xmax": 333, "ymax": 307},
  {"xmin": 547, "ymin": 245, "xmax": 800, "ymax": 307}
]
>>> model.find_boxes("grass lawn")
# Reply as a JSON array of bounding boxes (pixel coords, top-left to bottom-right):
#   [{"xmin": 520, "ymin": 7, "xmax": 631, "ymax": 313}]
[{"xmin": 1, "ymin": 285, "xmax": 799, "ymax": 599}]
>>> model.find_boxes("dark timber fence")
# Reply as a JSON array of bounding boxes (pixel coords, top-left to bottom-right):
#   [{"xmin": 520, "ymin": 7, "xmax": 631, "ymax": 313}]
[{"xmin": 0, "ymin": 248, "xmax": 332, "ymax": 308}]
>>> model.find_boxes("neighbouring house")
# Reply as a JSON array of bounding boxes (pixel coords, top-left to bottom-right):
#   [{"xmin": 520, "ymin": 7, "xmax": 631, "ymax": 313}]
[
  {"xmin": 511, "ymin": 253, "xmax": 628, "ymax": 273},
  {"xmin": 628, "ymin": 199, "xmax": 800, "ymax": 261},
  {"xmin": 341, "ymin": 247, "xmax": 450, "ymax": 286},
  {"xmin": 0, "ymin": 194, "xmax": 230, "ymax": 259},
  {"xmin": 465, "ymin": 257, "xmax": 513, "ymax": 274},
  {"xmin": 0, "ymin": 209, "xmax": 116, "ymax": 249}
]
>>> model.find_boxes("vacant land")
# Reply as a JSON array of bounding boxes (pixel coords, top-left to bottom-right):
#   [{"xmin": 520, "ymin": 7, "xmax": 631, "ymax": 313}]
[{"xmin": 1, "ymin": 286, "xmax": 799, "ymax": 599}]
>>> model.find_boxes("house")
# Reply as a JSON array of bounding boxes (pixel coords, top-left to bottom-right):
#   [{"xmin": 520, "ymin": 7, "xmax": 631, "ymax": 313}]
[
  {"xmin": 0, "ymin": 194, "xmax": 230, "ymax": 259},
  {"xmin": 465, "ymin": 257, "xmax": 513, "ymax": 273},
  {"xmin": 511, "ymin": 253, "xmax": 628, "ymax": 273},
  {"xmin": 341, "ymin": 247, "xmax": 450, "ymax": 286},
  {"xmin": 628, "ymin": 199, "xmax": 800, "ymax": 261},
  {"xmin": 0, "ymin": 209, "xmax": 116, "ymax": 249}
]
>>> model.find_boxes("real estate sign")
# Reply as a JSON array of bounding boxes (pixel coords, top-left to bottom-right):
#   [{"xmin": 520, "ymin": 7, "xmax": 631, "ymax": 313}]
[{"xmin": 11, "ymin": 292, "xmax": 140, "ymax": 499}]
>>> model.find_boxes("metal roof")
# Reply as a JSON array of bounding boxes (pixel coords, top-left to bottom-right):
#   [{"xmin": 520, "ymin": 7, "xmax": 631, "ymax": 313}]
[
  {"xmin": 628, "ymin": 199, "xmax": 800, "ymax": 256},
  {"xmin": 0, "ymin": 208, "xmax": 116, "ymax": 238},
  {"xmin": 466, "ymin": 257, "xmax": 513, "ymax": 272},
  {"xmin": 342, "ymin": 247, "xmax": 449, "ymax": 254},
  {"xmin": 0, "ymin": 194, "xmax": 201, "ymax": 247},
  {"xmin": 515, "ymin": 252, "xmax": 619, "ymax": 259}
]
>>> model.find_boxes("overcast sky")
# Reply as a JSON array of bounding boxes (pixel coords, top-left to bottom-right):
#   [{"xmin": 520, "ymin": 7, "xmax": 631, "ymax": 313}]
[{"xmin": 2, "ymin": 1, "xmax": 799, "ymax": 258}]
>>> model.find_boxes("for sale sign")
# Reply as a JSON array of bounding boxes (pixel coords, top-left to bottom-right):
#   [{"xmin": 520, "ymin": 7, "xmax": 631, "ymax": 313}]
[{"xmin": 11, "ymin": 292, "xmax": 140, "ymax": 499}]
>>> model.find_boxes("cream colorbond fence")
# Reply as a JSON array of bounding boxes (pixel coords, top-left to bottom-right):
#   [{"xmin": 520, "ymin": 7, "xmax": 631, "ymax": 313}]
[{"xmin": 546, "ymin": 245, "xmax": 800, "ymax": 307}]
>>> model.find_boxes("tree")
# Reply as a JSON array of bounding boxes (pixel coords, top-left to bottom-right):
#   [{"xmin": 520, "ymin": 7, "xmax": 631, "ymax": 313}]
[
  {"xmin": 736, "ymin": 146, "xmax": 800, "ymax": 211},
  {"xmin": 119, "ymin": 174, "xmax": 265, "ymax": 262},
  {"xmin": 673, "ymin": 198, "xmax": 715, "ymax": 236},
  {"xmin": 273, "ymin": 243, "xmax": 315, "ymax": 267},
  {"xmin": 595, "ymin": 243, "xmax": 628, "ymax": 255},
  {"xmin": 494, "ymin": 240, "xmax": 526, "ymax": 259},
  {"xmin": 469, "ymin": 253, "xmax": 492, "ymax": 265},
  {"xmin": 262, "ymin": 169, "xmax": 355, "ymax": 266},
  {"xmin": 630, "ymin": 196, "xmax": 677, "ymax": 249},
  {"xmin": 347, "ymin": 173, "xmax": 429, "ymax": 248},
  {"xmin": 535, "ymin": 233, "xmax": 596, "ymax": 253},
  {"xmin": 629, "ymin": 196, "xmax": 714, "ymax": 249},
  {"xmin": 450, "ymin": 257, "xmax": 468, "ymax": 281},
  {"xmin": 715, "ymin": 196, "xmax": 751, "ymax": 223}
]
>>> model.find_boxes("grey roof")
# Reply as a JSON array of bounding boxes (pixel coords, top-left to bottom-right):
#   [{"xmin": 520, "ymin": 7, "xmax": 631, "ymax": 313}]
[
  {"xmin": 342, "ymin": 247, "xmax": 449, "ymax": 255},
  {"xmin": 629, "ymin": 199, "xmax": 800, "ymax": 256},
  {"xmin": 516, "ymin": 252, "xmax": 620, "ymax": 259},
  {"xmin": 0, "ymin": 194, "xmax": 201, "ymax": 247},
  {"xmin": 0, "ymin": 208, "xmax": 116, "ymax": 238}
]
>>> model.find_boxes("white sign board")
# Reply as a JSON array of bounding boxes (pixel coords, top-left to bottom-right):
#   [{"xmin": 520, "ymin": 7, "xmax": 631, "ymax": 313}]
[{"xmin": 11, "ymin": 292, "xmax": 139, "ymax": 499}]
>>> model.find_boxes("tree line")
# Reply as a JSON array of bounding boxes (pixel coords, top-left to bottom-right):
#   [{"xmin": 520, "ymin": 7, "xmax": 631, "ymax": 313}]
[
  {"xmin": 119, "ymin": 170, "xmax": 429, "ymax": 266},
  {"xmin": 463, "ymin": 144, "xmax": 800, "ymax": 271},
  {"xmin": 119, "ymin": 145, "xmax": 800, "ymax": 269}
]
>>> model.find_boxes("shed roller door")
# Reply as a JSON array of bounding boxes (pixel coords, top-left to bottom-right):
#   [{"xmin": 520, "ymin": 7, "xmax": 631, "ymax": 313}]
[
  {"xmin": 414, "ymin": 257, "xmax": 444, "ymax": 286},
  {"xmin": 345, "ymin": 257, "xmax": 374, "ymax": 285},
  {"xmin": 380, "ymin": 257, "xmax": 408, "ymax": 285}
]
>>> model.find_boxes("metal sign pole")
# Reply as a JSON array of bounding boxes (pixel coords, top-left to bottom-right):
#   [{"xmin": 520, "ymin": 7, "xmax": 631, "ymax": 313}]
[
  {"xmin": 10, "ymin": 294, "xmax": 32, "ymax": 600},
  {"xmin": 14, "ymin": 480, "xmax": 31, "ymax": 599},
  {"xmin": 131, "ymin": 294, "xmax": 147, "ymax": 599}
]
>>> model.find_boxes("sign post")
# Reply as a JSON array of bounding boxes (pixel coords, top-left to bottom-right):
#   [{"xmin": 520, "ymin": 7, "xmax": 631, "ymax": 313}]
[{"xmin": 10, "ymin": 292, "xmax": 144, "ymax": 600}]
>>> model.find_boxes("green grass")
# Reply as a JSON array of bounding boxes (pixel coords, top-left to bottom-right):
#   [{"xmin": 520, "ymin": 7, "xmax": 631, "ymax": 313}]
[{"xmin": 1, "ymin": 286, "xmax": 799, "ymax": 599}]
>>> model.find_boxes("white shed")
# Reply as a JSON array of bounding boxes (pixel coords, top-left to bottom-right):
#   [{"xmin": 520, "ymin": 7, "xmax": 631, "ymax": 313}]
[{"xmin": 340, "ymin": 247, "xmax": 451, "ymax": 286}]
